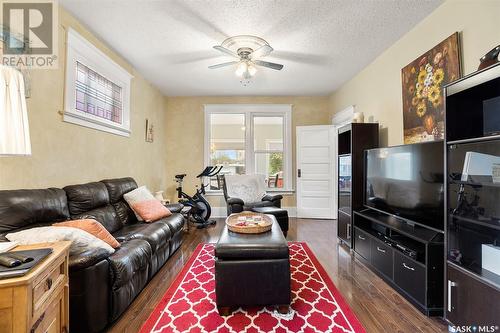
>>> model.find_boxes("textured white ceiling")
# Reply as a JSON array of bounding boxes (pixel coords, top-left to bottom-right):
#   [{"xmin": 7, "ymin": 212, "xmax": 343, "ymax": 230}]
[{"xmin": 59, "ymin": 0, "xmax": 442, "ymax": 96}]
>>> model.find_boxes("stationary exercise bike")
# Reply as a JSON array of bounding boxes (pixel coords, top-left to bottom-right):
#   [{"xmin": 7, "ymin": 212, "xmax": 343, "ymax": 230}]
[{"xmin": 174, "ymin": 166, "xmax": 222, "ymax": 229}]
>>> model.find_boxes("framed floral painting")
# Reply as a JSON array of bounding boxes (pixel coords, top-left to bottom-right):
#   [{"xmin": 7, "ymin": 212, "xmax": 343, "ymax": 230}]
[{"xmin": 402, "ymin": 33, "xmax": 461, "ymax": 144}]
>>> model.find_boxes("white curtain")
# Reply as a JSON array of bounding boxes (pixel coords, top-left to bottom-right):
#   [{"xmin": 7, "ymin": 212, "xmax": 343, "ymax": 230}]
[{"xmin": 0, "ymin": 65, "xmax": 31, "ymax": 155}]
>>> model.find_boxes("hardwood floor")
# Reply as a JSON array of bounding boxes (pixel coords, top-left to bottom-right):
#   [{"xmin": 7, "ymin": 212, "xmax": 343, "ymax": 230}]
[{"xmin": 108, "ymin": 218, "xmax": 447, "ymax": 333}]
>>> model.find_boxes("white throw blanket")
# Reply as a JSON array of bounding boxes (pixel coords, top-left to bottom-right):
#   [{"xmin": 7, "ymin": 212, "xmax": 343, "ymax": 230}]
[{"xmin": 224, "ymin": 174, "xmax": 267, "ymax": 203}]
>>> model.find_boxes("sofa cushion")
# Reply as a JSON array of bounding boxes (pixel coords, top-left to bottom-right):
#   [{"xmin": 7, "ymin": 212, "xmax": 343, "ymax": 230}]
[
  {"xmin": 0, "ymin": 188, "xmax": 69, "ymax": 233},
  {"xmin": 101, "ymin": 178, "xmax": 138, "ymax": 225},
  {"xmin": 71, "ymin": 205, "xmax": 123, "ymax": 234},
  {"xmin": 101, "ymin": 178, "xmax": 137, "ymax": 204},
  {"xmin": 69, "ymin": 246, "xmax": 111, "ymax": 272},
  {"xmin": 156, "ymin": 213, "xmax": 185, "ymax": 236},
  {"xmin": 64, "ymin": 182, "xmax": 110, "ymax": 215},
  {"xmin": 112, "ymin": 222, "xmax": 171, "ymax": 253},
  {"xmin": 112, "ymin": 201, "xmax": 137, "ymax": 225},
  {"xmin": 107, "ymin": 239, "xmax": 152, "ymax": 288}
]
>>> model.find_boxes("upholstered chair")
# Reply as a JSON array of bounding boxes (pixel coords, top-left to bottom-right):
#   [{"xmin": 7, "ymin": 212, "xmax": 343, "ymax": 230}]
[{"xmin": 218, "ymin": 174, "xmax": 283, "ymax": 215}]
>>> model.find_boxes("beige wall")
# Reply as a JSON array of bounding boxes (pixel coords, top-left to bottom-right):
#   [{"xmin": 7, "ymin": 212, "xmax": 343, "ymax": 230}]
[
  {"xmin": 164, "ymin": 96, "xmax": 330, "ymax": 207},
  {"xmin": 329, "ymin": 0, "xmax": 500, "ymax": 147},
  {"xmin": 0, "ymin": 7, "xmax": 169, "ymax": 191},
  {"xmin": 5, "ymin": 0, "xmax": 497, "ymax": 209}
]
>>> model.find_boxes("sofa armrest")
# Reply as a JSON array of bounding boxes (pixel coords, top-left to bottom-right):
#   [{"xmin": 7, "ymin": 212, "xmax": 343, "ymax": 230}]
[
  {"xmin": 262, "ymin": 193, "xmax": 283, "ymax": 208},
  {"xmin": 69, "ymin": 247, "xmax": 111, "ymax": 272},
  {"xmin": 227, "ymin": 197, "xmax": 244, "ymax": 206},
  {"xmin": 262, "ymin": 194, "xmax": 283, "ymax": 202},
  {"xmin": 165, "ymin": 203, "xmax": 183, "ymax": 214},
  {"xmin": 226, "ymin": 197, "xmax": 244, "ymax": 214}
]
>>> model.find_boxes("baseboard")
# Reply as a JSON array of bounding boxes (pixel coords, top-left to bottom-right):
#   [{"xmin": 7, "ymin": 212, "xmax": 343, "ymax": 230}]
[{"xmin": 211, "ymin": 207, "xmax": 297, "ymax": 218}]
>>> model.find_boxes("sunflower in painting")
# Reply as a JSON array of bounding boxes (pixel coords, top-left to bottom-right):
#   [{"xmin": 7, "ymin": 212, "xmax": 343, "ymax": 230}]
[
  {"xmin": 403, "ymin": 34, "xmax": 460, "ymax": 144},
  {"xmin": 404, "ymin": 48, "xmax": 450, "ymax": 136}
]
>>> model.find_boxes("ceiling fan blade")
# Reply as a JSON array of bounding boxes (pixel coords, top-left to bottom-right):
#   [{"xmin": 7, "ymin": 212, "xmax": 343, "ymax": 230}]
[
  {"xmin": 208, "ymin": 61, "xmax": 238, "ymax": 69},
  {"xmin": 254, "ymin": 60, "xmax": 284, "ymax": 70},
  {"xmin": 213, "ymin": 45, "xmax": 239, "ymax": 58},
  {"xmin": 249, "ymin": 45, "xmax": 273, "ymax": 59}
]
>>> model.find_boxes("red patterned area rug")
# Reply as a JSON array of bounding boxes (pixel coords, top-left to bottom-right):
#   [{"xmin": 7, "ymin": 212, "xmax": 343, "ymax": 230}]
[{"xmin": 140, "ymin": 242, "xmax": 365, "ymax": 333}]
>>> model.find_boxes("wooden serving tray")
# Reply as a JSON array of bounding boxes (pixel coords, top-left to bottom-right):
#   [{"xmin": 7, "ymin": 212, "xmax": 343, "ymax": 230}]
[{"xmin": 226, "ymin": 212, "xmax": 273, "ymax": 234}]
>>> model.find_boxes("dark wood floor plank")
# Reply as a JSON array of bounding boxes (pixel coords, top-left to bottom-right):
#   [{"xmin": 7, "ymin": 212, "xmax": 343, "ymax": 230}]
[{"xmin": 107, "ymin": 218, "xmax": 447, "ymax": 333}]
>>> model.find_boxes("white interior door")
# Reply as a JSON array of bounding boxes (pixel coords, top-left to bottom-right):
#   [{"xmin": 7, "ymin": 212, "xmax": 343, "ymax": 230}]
[{"xmin": 296, "ymin": 125, "xmax": 335, "ymax": 219}]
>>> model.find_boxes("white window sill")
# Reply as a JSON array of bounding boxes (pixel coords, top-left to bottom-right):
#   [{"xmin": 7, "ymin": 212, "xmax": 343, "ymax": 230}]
[{"xmin": 205, "ymin": 190, "xmax": 295, "ymax": 196}]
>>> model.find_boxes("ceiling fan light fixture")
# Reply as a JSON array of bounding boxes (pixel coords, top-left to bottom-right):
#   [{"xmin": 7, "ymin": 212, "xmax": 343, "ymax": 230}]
[
  {"xmin": 247, "ymin": 64, "xmax": 257, "ymax": 76},
  {"xmin": 209, "ymin": 35, "xmax": 283, "ymax": 85},
  {"xmin": 235, "ymin": 61, "xmax": 248, "ymax": 77},
  {"xmin": 235, "ymin": 61, "xmax": 257, "ymax": 79}
]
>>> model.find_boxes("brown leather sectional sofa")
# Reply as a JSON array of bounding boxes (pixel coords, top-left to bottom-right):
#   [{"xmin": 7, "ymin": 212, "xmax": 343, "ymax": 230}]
[{"xmin": 0, "ymin": 177, "xmax": 185, "ymax": 333}]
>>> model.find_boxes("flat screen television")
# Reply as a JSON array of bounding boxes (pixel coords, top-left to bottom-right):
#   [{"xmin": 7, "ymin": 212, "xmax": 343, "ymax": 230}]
[{"xmin": 364, "ymin": 141, "xmax": 444, "ymax": 231}]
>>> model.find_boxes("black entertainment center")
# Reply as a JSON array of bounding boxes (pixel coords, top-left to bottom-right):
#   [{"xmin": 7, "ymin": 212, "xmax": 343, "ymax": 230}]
[
  {"xmin": 353, "ymin": 209, "xmax": 444, "ymax": 315},
  {"xmin": 337, "ymin": 123, "xmax": 379, "ymax": 247},
  {"xmin": 350, "ymin": 141, "xmax": 445, "ymax": 315},
  {"xmin": 444, "ymin": 63, "xmax": 500, "ymax": 327},
  {"xmin": 342, "ymin": 63, "xmax": 500, "ymax": 324}
]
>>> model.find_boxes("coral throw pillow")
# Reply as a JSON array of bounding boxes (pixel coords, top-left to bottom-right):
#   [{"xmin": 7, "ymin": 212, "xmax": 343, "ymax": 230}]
[
  {"xmin": 124, "ymin": 186, "xmax": 172, "ymax": 222},
  {"xmin": 53, "ymin": 219, "xmax": 120, "ymax": 248},
  {"xmin": 130, "ymin": 200, "xmax": 172, "ymax": 223}
]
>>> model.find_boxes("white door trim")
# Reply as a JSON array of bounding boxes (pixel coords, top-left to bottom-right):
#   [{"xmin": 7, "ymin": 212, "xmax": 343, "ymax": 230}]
[{"xmin": 296, "ymin": 125, "xmax": 335, "ymax": 219}]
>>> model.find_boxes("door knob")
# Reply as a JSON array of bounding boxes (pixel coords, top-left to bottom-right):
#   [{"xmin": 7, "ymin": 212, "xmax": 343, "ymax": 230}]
[{"xmin": 298, "ymin": 169, "xmax": 301, "ymax": 178}]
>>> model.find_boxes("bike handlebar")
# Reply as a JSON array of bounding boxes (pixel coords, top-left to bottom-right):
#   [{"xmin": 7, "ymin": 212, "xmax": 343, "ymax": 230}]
[
  {"xmin": 207, "ymin": 165, "xmax": 223, "ymax": 177},
  {"xmin": 196, "ymin": 165, "xmax": 223, "ymax": 178}
]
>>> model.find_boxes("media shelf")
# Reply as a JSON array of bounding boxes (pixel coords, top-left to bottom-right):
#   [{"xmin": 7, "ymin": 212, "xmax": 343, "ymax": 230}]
[
  {"xmin": 444, "ymin": 63, "xmax": 500, "ymax": 327},
  {"xmin": 353, "ymin": 209, "xmax": 444, "ymax": 316},
  {"xmin": 449, "ymin": 178, "xmax": 500, "ymax": 188},
  {"xmin": 449, "ymin": 213, "xmax": 500, "ymax": 232},
  {"xmin": 354, "ymin": 208, "xmax": 442, "ymax": 243},
  {"xmin": 337, "ymin": 123, "xmax": 379, "ymax": 247}
]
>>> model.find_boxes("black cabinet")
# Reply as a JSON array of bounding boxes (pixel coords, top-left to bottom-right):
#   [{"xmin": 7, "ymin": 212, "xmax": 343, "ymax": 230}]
[
  {"xmin": 337, "ymin": 123, "xmax": 378, "ymax": 247},
  {"xmin": 447, "ymin": 264, "xmax": 500, "ymax": 327},
  {"xmin": 354, "ymin": 227, "xmax": 371, "ymax": 261},
  {"xmin": 371, "ymin": 238, "xmax": 393, "ymax": 279},
  {"xmin": 353, "ymin": 209, "xmax": 444, "ymax": 315},
  {"xmin": 444, "ymin": 63, "xmax": 500, "ymax": 328},
  {"xmin": 338, "ymin": 210, "xmax": 350, "ymax": 244},
  {"xmin": 394, "ymin": 252, "xmax": 426, "ymax": 305}
]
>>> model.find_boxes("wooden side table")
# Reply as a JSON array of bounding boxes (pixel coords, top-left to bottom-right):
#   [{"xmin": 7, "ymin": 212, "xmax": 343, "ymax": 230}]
[{"xmin": 0, "ymin": 241, "xmax": 71, "ymax": 333}]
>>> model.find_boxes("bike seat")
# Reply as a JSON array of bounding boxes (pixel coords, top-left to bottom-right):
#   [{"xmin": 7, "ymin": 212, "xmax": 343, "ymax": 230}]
[{"xmin": 175, "ymin": 174, "xmax": 187, "ymax": 180}]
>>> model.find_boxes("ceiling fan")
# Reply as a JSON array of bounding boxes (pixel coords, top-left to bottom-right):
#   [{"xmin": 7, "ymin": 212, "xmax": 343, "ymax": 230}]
[{"xmin": 209, "ymin": 35, "xmax": 284, "ymax": 83}]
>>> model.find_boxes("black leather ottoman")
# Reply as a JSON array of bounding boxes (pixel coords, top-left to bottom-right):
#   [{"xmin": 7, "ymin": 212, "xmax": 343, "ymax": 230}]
[
  {"xmin": 214, "ymin": 217, "xmax": 291, "ymax": 315},
  {"xmin": 251, "ymin": 206, "xmax": 289, "ymax": 237}
]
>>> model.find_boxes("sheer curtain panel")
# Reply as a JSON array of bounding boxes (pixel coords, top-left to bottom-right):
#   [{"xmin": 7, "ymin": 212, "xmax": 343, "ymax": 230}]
[{"xmin": 0, "ymin": 65, "xmax": 31, "ymax": 155}]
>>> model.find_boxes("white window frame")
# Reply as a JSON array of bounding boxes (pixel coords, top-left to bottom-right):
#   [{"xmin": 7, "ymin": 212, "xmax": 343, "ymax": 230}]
[
  {"xmin": 204, "ymin": 104, "xmax": 293, "ymax": 193},
  {"xmin": 63, "ymin": 28, "xmax": 133, "ymax": 137}
]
